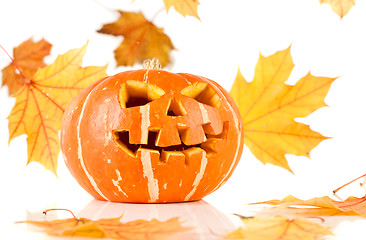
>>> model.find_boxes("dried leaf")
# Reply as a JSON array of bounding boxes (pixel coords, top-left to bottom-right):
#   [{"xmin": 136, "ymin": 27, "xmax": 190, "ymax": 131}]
[
  {"xmin": 7, "ymin": 42, "xmax": 107, "ymax": 175},
  {"xmin": 252, "ymin": 195, "xmax": 366, "ymax": 217},
  {"xmin": 230, "ymin": 46, "xmax": 335, "ymax": 172},
  {"xmin": 24, "ymin": 215, "xmax": 189, "ymax": 239},
  {"xmin": 98, "ymin": 11, "xmax": 174, "ymax": 67},
  {"xmin": 225, "ymin": 216, "xmax": 332, "ymax": 240},
  {"xmin": 1, "ymin": 39, "xmax": 51, "ymax": 95},
  {"xmin": 320, "ymin": 0, "xmax": 355, "ymax": 18},
  {"xmin": 163, "ymin": 0, "xmax": 200, "ymax": 20}
]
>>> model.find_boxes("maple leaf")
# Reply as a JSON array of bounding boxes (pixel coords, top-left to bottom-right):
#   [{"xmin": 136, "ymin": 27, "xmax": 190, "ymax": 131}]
[
  {"xmin": 7, "ymin": 43, "xmax": 107, "ymax": 175},
  {"xmin": 163, "ymin": 0, "xmax": 200, "ymax": 20},
  {"xmin": 230, "ymin": 46, "xmax": 336, "ymax": 172},
  {"xmin": 1, "ymin": 38, "xmax": 52, "ymax": 95},
  {"xmin": 97, "ymin": 11, "xmax": 174, "ymax": 67},
  {"xmin": 252, "ymin": 194, "xmax": 366, "ymax": 217},
  {"xmin": 225, "ymin": 216, "xmax": 332, "ymax": 240},
  {"xmin": 23, "ymin": 215, "xmax": 190, "ymax": 239},
  {"xmin": 320, "ymin": 0, "xmax": 355, "ymax": 18}
]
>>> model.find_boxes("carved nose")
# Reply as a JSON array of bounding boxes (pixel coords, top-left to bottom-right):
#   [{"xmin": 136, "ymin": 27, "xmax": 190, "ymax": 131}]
[{"xmin": 166, "ymin": 98, "xmax": 187, "ymax": 117}]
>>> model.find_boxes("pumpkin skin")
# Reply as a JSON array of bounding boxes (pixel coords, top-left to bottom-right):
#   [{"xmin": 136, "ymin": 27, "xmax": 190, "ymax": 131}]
[{"xmin": 60, "ymin": 69, "xmax": 244, "ymax": 203}]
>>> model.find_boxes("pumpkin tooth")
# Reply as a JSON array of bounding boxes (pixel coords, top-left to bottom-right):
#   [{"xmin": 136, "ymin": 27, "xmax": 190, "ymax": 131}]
[
  {"xmin": 203, "ymin": 121, "xmax": 229, "ymax": 140},
  {"xmin": 155, "ymin": 126, "xmax": 181, "ymax": 147},
  {"xmin": 202, "ymin": 123, "xmax": 216, "ymax": 135},
  {"xmin": 200, "ymin": 138, "xmax": 220, "ymax": 155},
  {"xmin": 200, "ymin": 122, "xmax": 229, "ymax": 155},
  {"xmin": 182, "ymin": 147, "xmax": 205, "ymax": 165},
  {"xmin": 159, "ymin": 150, "xmax": 185, "ymax": 164},
  {"xmin": 178, "ymin": 126, "xmax": 206, "ymax": 146}
]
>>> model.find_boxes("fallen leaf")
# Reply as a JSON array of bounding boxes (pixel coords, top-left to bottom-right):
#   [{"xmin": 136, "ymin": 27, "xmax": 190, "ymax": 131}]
[
  {"xmin": 98, "ymin": 11, "xmax": 174, "ymax": 67},
  {"xmin": 1, "ymin": 38, "xmax": 51, "ymax": 95},
  {"xmin": 252, "ymin": 194, "xmax": 366, "ymax": 217},
  {"xmin": 7, "ymin": 43, "xmax": 107, "ymax": 175},
  {"xmin": 24, "ymin": 215, "xmax": 190, "ymax": 239},
  {"xmin": 225, "ymin": 216, "xmax": 332, "ymax": 240},
  {"xmin": 230, "ymin": 46, "xmax": 335, "ymax": 172},
  {"xmin": 320, "ymin": 0, "xmax": 355, "ymax": 18},
  {"xmin": 163, "ymin": 0, "xmax": 200, "ymax": 20}
]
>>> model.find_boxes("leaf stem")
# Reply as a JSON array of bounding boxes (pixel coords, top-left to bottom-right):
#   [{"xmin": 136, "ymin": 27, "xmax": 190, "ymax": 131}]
[
  {"xmin": 333, "ymin": 174, "xmax": 366, "ymax": 194},
  {"xmin": 91, "ymin": 0, "xmax": 116, "ymax": 14},
  {"xmin": 0, "ymin": 44, "xmax": 28, "ymax": 83},
  {"xmin": 151, "ymin": 7, "xmax": 166, "ymax": 22},
  {"xmin": 306, "ymin": 216, "xmax": 325, "ymax": 223},
  {"xmin": 232, "ymin": 213, "xmax": 254, "ymax": 220},
  {"xmin": 43, "ymin": 208, "xmax": 78, "ymax": 219}
]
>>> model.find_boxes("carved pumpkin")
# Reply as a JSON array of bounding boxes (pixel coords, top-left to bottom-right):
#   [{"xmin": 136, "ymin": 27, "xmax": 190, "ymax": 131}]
[{"xmin": 60, "ymin": 59, "xmax": 244, "ymax": 203}]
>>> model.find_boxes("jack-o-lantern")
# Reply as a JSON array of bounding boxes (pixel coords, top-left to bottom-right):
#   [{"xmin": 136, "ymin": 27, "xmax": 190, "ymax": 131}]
[{"xmin": 60, "ymin": 59, "xmax": 244, "ymax": 203}]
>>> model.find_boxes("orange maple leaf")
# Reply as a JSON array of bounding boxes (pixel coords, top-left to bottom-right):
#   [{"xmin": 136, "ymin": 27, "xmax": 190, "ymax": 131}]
[
  {"xmin": 252, "ymin": 194, "xmax": 366, "ymax": 217},
  {"xmin": 230, "ymin": 46, "xmax": 336, "ymax": 172},
  {"xmin": 163, "ymin": 0, "xmax": 200, "ymax": 20},
  {"xmin": 98, "ymin": 11, "xmax": 174, "ymax": 67},
  {"xmin": 225, "ymin": 216, "xmax": 332, "ymax": 240},
  {"xmin": 320, "ymin": 0, "xmax": 355, "ymax": 18},
  {"xmin": 7, "ymin": 42, "xmax": 107, "ymax": 175},
  {"xmin": 23, "ymin": 215, "xmax": 189, "ymax": 239},
  {"xmin": 1, "ymin": 38, "xmax": 51, "ymax": 95}
]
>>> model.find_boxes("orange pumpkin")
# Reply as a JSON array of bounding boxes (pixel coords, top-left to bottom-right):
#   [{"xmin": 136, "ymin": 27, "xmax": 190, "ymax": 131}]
[{"xmin": 60, "ymin": 59, "xmax": 244, "ymax": 203}]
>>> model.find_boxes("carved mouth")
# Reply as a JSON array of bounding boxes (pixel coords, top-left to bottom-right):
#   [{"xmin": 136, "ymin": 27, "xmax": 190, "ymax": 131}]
[
  {"xmin": 113, "ymin": 122, "xmax": 228, "ymax": 163},
  {"xmin": 113, "ymin": 80, "xmax": 227, "ymax": 162}
]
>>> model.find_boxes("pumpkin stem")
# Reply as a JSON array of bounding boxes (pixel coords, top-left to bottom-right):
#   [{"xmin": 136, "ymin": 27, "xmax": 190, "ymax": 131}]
[{"xmin": 143, "ymin": 58, "xmax": 162, "ymax": 70}]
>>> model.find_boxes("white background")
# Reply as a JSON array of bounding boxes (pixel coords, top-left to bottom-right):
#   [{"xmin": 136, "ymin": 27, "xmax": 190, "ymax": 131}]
[{"xmin": 1, "ymin": 0, "xmax": 366, "ymax": 239}]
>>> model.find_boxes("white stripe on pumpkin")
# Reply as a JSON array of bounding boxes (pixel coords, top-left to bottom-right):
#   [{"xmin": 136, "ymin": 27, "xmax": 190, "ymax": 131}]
[
  {"xmin": 207, "ymin": 84, "xmax": 242, "ymax": 193},
  {"xmin": 141, "ymin": 150, "xmax": 159, "ymax": 202},
  {"xmin": 140, "ymin": 104, "xmax": 150, "ymax": 144},
  {"xmin": 112, "ymin": 169, "xmax": 128, "ymax": 197},
  {"xmin": 77, "ymin": 86, "xmax": 110, "ymax": 201},
  {"xmin": 214, "ymin": 101, "xmax": 242, "ymax": 191},
  {"xmin": 184, "ymin": 151, "xmax": 208, "ymax": 201},
  {"xmin": 198, "ymin": 103, "xmax": 210, "ymax": 124}
]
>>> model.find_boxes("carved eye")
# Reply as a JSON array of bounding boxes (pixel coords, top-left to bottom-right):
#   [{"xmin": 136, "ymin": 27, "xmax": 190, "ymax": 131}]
[
  {"xmin": 181, "ymin": 82, "xmax": 221, "ymax": 109},
  {"xmin": 119, "ymin": 80, "xmax": 165, "ymax": 108}
]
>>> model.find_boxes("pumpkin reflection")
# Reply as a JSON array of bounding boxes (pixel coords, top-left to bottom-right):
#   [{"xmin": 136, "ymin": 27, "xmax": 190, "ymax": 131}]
[{"xmin": 78, "ymin": 199, "xmax": 236, "ymax": 240}]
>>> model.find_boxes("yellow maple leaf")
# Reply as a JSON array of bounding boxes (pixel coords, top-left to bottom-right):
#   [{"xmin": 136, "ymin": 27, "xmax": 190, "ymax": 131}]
[
  {"xmin": 7, "ymin": 43, "xmax": 107, "ymax": 175},
  {"xmin": 97, "ymin": 11, "xmax": 174, "ymax": 67},
  {"xmin": 163, "ymin": 0, "xmax": 200, "ymax": 20},
  {"xmin": 230, "ymin": 46, "xmax": 335, "ymax": 172},
  {"xmin": 1, "ymin": 38, "xmax": 52, "ymax": 95},
  {"xmin": 225, "ymin": 216, "xmax": 333, "ymax": 240},
  {"xmin": 24, "ymin": 215, "xmax": 189, "ymax": 239},
  {"xmin": 252, "ymin": 194, "xmax": 366, "ymax": 217},
  {"xmin": 320, "ymin": 0, "xmax": 355, "ymax": 18}
]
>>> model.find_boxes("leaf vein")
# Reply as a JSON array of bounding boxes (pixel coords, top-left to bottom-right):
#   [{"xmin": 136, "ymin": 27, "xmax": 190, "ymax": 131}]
[
  {"xmin": 244, "ymin": 78, "xmax": 334, "ymax": 127},
  {"xmin": 9, "ymin": 87, "xmax": 30, "ymax": 141},
  {"xmin": 242, "ymin": 50, "xmax": 291, "ymax": 120},
  {"xmin": 29, "ymin": 87, "xmax": 57, "ymax": 172}
]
